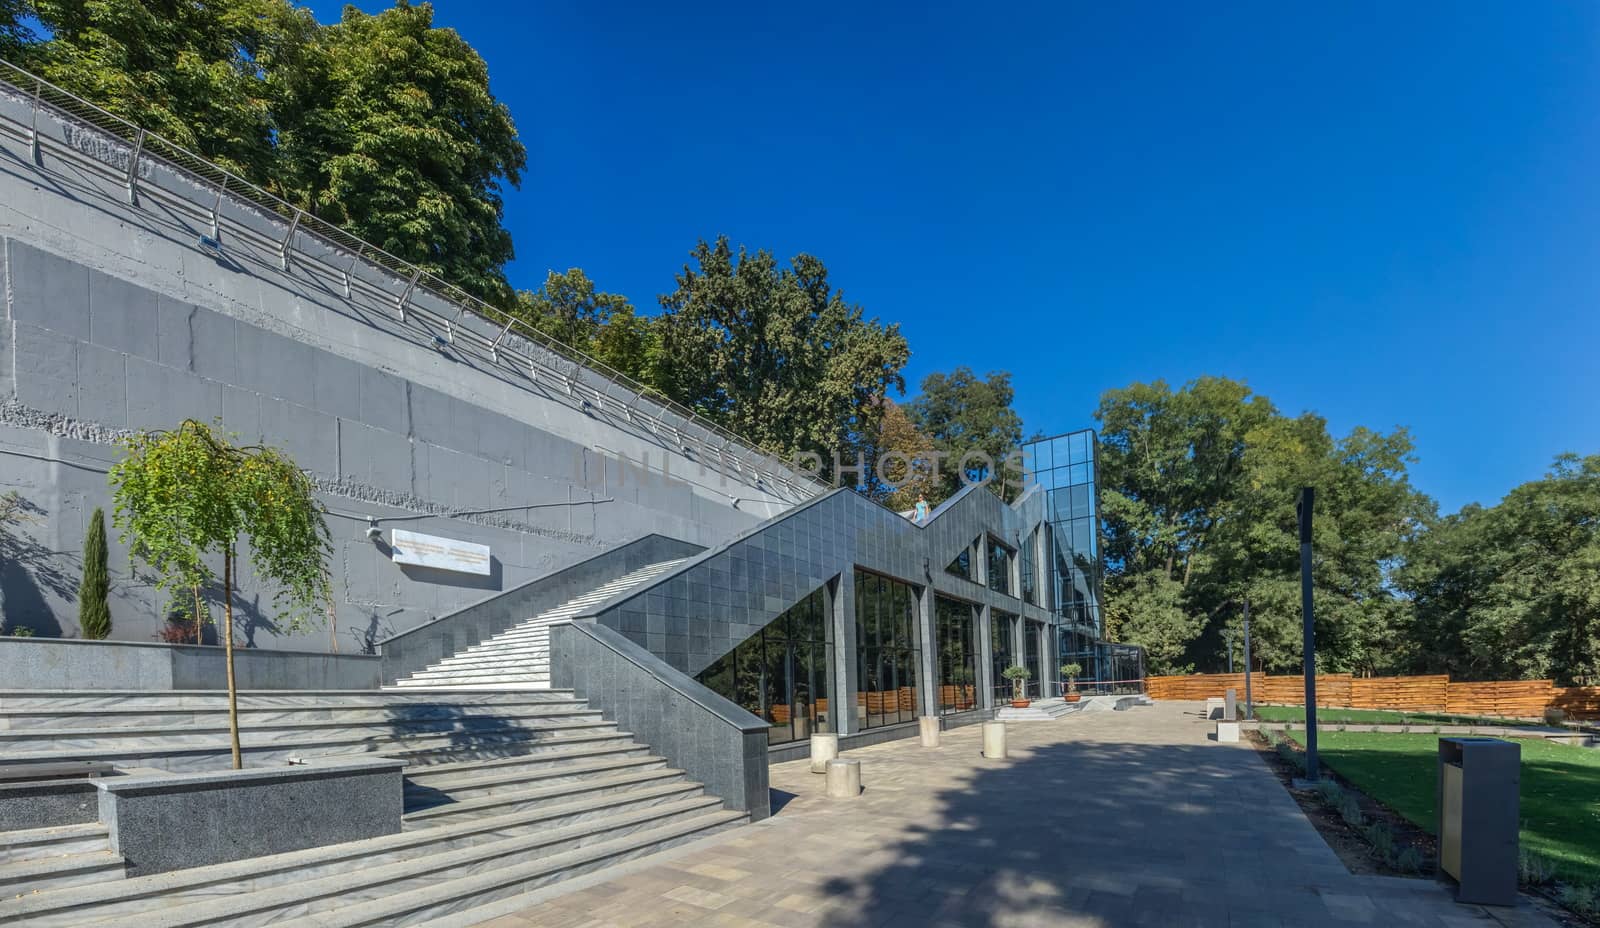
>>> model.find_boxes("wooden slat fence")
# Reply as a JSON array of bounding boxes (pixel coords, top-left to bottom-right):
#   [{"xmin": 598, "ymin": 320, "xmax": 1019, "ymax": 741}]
[{"xmin": 1146, "ymin": 672, "xmax": 1595, "ymax": 720}]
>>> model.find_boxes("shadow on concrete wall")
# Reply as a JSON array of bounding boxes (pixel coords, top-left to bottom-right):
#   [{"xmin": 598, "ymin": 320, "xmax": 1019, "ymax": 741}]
[
  {"xmin": 0, "ymin": 496, "xmax": 73, "ymax": 637},
  {"xmin": 397, "ymin": 558, "xmax": 503, "ymax": 593}
]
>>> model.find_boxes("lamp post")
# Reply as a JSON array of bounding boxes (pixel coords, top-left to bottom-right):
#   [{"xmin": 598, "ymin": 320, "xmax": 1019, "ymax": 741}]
[
  {"xmin": 1297, "ymin": 487, "xmax": 1319, "ymax": 783},
  {"xmin": 1242, "ymin": 597, "xmax": 1253, "ymax": 718}
]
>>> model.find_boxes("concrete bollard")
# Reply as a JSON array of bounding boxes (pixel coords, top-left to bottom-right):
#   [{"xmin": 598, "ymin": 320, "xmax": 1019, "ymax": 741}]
[
  {"xmin": 919, "ymin": 715, "xmax": 940, "ymax": 748},
  {"xmin": 809, "ymin": 733, "xmax": 839, "ymax": 774},
  {"xmin": 1224, "ymin": 688, "xmax": 1238, "ymax": 722},
  {"xmin": 1216, "ymin": 720, "xmax": 1241, "ymax": 743},
  {"xmin": 825, "ymin": 759, "xmax": 861, "ymax": 799},
  {"xmin": 982, "ymin": 721, "xmax": 1007, "ymax": 759}
]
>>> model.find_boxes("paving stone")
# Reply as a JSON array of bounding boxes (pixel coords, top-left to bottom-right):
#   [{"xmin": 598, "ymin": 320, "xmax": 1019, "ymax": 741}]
[{"xmin": 466, "ymin": 702, "xmax": 1560, "ymax": 928}]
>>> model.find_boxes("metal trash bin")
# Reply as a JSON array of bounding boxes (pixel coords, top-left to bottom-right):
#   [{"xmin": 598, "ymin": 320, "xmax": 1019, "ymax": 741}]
[{"xmin": 1437, "ymin": 738, "xmax": 1519, "ymax": 906}]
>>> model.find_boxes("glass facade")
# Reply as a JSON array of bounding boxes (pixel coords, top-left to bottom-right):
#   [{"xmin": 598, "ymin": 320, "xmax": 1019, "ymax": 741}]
[
  {"xmin": 1023, "ymin": 429, "xmax": 1105, "ymax": 674},
  {"xmin": 944, "ymin": 542, "xmax": 976, "ymax": 582},
  {"xmin": 696, "ymin": 586, "xmax": 832, "ymax": 745},
  {"xmin": 986, "ymin": 538, "xmax": 1014, "ymax": 596},
  {"xmin": 1023, "ymin": 620, "xmax": 1042, "ymax": 699},
  {"xmin": 991, "ymin": 609, "xmax": 1016, "ymax": 704},
  {"xmin": 1019, "ymin": 529, "xmax": 1037, "ymax": 606},
  {"xmin": 934, "ymin": 596, "xmax": 978, "ymax": 714},
  {"xmin": 854, "ymin": 570, "xmax": 921, "ymax": 729}
]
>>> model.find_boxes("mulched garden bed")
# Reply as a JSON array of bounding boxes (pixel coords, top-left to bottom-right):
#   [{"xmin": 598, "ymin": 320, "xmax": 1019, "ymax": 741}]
[
  {"xmin": 1247, "ymin": 730, "xmax": 1436, "ymax": 877},
  {"xmin": 1248, "ymin": 730, "xmax": 1594, "ymax": 927}
]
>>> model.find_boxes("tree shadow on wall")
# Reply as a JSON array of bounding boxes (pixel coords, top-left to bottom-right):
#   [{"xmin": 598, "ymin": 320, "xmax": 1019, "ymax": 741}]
[{"xmin": 0, "ymin": 496, "xmax": 73, "ymax": 636}]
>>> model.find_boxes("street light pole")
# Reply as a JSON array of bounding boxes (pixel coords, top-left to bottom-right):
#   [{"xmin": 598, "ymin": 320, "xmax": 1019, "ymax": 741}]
[
  {"xmin": 1297, "ymin": 487, "xmax": 1319, "ymax": 782},
  {"xmin": 1242, "ymin": 597, "xmax": 1253, "ymax": 718}
]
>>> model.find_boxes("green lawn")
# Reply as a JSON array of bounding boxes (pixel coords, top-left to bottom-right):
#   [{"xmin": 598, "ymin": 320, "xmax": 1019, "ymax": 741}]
[
  {"xmin": 1256, "ymin": 705, "xmax": 1543, "ymax": 728},
  {"xmin": 1284, "ymin": 730, "xmax": 1600, "ymax": 882}
]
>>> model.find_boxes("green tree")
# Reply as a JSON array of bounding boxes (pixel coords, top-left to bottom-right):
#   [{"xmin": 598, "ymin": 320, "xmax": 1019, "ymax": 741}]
[
  {"xmin": 14, "ymin": 0, "xmax": 525, "ymax": 306},
  {"xmin": 78, "ymin": 507, "xmax": 112, "ymax": 640},
  {"xmin": 655, "ymin": 237, "xmax": 909, "ymax": 476},
  {"xmin": 110, "ymin": 420, "xmax": 333, "ymax": 767},
  {"xmin": 859, "ymin": 398, "xmax": 939, "ymax": 511},
  {"xmin": 18, "ymin": 0, "xmax": 315, "ymax": 180},
  {"xmin": 278, "ymin": 0, "xmax": 526, "ymax": 305},
  {"xmin": 1399, "ymin": 454, "xmax": 1600, "ymax": 685},
  {"xmin": 907, "ymin": 367, "xmax": 1024, "ymax": 502},
  {"xmin": 1095, "ymin": 377, "xmax": 1430, "ymax": 675},
  {"xmin": 510, "ymin": 269, "xmax": 663, "ymax": 385}
]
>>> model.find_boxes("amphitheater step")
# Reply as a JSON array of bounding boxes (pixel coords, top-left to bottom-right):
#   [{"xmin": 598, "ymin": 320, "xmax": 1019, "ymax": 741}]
[
  {"xmin": 0, "ymin": 823, "xmax": 112, "ymax": 865},
  {"xmin": 0, "ymin": 849, "xmax": 125, "ymax": 896}
]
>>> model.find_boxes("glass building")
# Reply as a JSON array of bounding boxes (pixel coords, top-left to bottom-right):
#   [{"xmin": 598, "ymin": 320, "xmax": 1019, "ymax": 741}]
[{"xmin": 1023, "ymin": 428, "xmax": 1143, "ymax": 692}]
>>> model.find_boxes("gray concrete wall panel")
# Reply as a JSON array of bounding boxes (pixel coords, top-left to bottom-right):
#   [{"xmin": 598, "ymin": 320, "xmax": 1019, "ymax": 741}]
[{"xmin": 551, "ymin": 620, "xmax": 769, "ymax": 820}]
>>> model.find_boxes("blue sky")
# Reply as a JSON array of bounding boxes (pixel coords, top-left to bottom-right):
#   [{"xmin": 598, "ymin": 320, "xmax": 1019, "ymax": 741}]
[{"xmin": 308, "ymin": 1, "xmax": 1599, "ymax": 513}]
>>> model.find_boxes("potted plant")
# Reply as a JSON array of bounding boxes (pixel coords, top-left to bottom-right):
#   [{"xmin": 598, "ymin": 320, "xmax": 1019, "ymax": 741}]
[
  {"xmin": 1002, "ymin": 665, "xmax": 1032, "ymax": 708},
  {"xmin": 1060, "ymin": 662, "xmax": 1083, "ymax": 702}
]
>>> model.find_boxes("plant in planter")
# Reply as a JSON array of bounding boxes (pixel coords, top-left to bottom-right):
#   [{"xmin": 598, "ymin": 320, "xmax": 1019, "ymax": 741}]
[
  {"xmin": 1059, "ymin": 662, "xmax": 1083, "ymax": 702},
  {"xmin": 1002, "ymin": 665, "xmax": 1032, "ymax": 708}
]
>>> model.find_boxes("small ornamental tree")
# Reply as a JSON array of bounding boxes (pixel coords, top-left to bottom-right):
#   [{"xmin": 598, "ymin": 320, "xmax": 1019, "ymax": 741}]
[
  {"xmin": 1060, "ymin": 662, "xmax": 1083, "ymax": 694},
  {"xmin": 1001, "ymin": 664, "xmax": 1032, "ymax": 703},
  {"xmin": 78, "ymin": 508, "xmax": 112, "ymax": 640},
  {"xmin": 110, "ymin": 420, "xmax": 333, "ymax": 768}
]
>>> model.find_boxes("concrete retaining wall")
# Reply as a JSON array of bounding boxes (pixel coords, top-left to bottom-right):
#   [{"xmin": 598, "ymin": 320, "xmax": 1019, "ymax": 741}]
[
  {"xmin": 0, "ymin": 90, "xmax": 813, "ymax": 651},
  {"xmin": 0, "ymin": 637, "xmax": 382, "ymax": 690}
]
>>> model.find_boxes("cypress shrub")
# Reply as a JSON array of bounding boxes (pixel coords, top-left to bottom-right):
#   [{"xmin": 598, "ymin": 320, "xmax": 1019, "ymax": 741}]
[{"xmin": 79, "ymin": 507, "xmax": 112, "ymax": 640}]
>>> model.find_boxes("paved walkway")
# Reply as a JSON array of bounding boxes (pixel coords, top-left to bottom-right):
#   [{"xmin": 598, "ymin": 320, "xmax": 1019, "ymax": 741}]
[{"xmin": 470, "ymin": 701, "xmax": 1557, "ymax": 927}]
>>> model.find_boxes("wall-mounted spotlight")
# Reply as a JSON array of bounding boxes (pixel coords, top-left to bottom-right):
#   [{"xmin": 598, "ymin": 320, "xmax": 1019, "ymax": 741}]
[{"xmin": 365, "ymin": 519, "xmax": 383, "ymax": 543}]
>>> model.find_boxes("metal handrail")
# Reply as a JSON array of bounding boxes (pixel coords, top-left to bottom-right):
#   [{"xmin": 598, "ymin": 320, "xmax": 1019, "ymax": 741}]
[{"xmin": 0, "ymin": 57, "xmax": 829, "ymax": 500}]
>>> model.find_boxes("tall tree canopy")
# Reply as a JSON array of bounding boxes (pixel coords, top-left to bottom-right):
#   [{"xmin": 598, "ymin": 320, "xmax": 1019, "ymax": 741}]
[
  {"xmin": 1398, "ymin": 454, "xmax": 1600, "ymax": 685},
  {"xmin": 908, "ymin": 367, "xmax": 1024, "ymax": 502},
  {"xmin": 511, "ymin": 269, "xmax": 660, "ymax": 384},
  {"xmin": 9, "ymin": 0, "xmax": 525, "ymax": 305},
  {"xmin": 859, "ymin": 398, "xmax": 939, "ymax": 511},
  {"xmin": 1097, "ymin": 377, "xmax": 1431, "ymax": 675},
  {"xmin": 654, "ymin": 237, "xmax": 909, "ymax": 474}
]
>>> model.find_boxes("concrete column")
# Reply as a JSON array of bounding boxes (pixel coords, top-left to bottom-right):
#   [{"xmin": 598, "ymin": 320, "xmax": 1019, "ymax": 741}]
[
  {"xmin": 976, "ymin": 603, "xmax": 994, "ymax": 709},
  {"xmin": 1012, "ymin": 612, "xmax": 1027, "ymax": 699},
  {"xmin": 832, "ymin": 572, "xmax": 859, "ymax": 737},
  {"xmin": 826, "ymin": 759, "xmax": 862, "ymax": 799},
  {"xmin": 1043, "ymin": 622, "xmax": 1059, "ymax": 699},
  {"xmin": 916, "ymin": 583, "xmax": 938, "ymax": 718},
  {"xmin": 918, "ymin": 715, "xmax": 940, "ymax": 747},
  {"xmin": 982, "ymin": 721, "xmax": 1007, "ymax": 759}
]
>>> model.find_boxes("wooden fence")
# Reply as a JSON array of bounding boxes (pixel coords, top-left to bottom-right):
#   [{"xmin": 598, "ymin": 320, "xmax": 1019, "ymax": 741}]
[{"xmin": 1146, "ymin": 672, "xmax": 1600, "ymax": 721}]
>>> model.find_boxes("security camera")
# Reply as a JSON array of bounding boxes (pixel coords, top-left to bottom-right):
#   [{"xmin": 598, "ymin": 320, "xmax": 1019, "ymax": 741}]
[{"xmin": 365, "ymin": 522, "xmax": 383, "ymax": 542}]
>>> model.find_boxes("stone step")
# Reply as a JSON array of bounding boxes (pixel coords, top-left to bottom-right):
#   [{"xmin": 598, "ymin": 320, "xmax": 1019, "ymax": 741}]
[
  {"xmin": 0, "ymin": 823, "xmax": 111, "ymax": 865},
  {"xmin": 404, "ymin": 767, "xmax": 690, "ymax": 827},
  {"xmin": 0, "ymin": 710, "xmax": 608, "ymax": 752},
  {"xmin": 391, "ymin": 674, "xmax": 545, "ymax": 688},
  {"xmin": 433, "ymin": 650, "xmax": 549, "ymax": 666},
  {"xmin": 29, "ymin": 803, "xmax": 738, "ymax": 928},
  {"xmin": 3, "ymin": 720, "xmax": 628, "ymax": 772},
  {"xmin": 398, "ymin": 741, "xmax": 650, "ymax": 783},
  {"xmin": 385, "ymin": 681, "xmax": 551, "ymax": 691},
  {"xmin": 403, "ymin": 754, "xmax": 668, "ymax": 805},
  {"xmin": 385, "ymin": 730, "xmax": 640, "ymax": 768},
  {"xmin": 269, "ymin": 811, "xmax": 744, "ymax": 928},
  {"xmin": 0, "ymin": 690, "xmax": 577, "ymax": 711},
  {"xmin": 0, "ymin": 699, "xmax": 589, "ymax": 731},
  {"xmin": 0, "ymin": 849, "xmax": 125, "ymax": 895},
  {"xmin": 0, "ymin": 794, "xmax": 724, "ymax": 928},
  {"xmin": 403, "ymin": 662, "xmax": 549, "ymax": 679}
]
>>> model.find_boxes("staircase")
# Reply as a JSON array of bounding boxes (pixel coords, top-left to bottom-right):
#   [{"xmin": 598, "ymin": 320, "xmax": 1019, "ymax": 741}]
[
  {"xmin": 0, "ymin": 689, "xmax": 744, "ymax": 927},
  {"xmin": 390, "ymin": 558, "xmax": 688, "ymax": 690}
]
